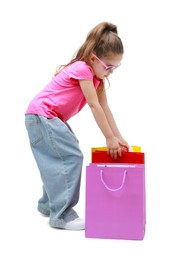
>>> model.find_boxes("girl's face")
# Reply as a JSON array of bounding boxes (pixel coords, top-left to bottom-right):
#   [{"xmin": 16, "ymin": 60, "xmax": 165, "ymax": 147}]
[{"xmin": 91, "ymin": 53, "xmax": 123, "ymax": 80}]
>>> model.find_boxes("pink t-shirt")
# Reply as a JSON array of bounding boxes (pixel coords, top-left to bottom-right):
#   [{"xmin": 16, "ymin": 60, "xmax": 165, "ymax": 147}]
[{"xmin": 25, "ymin": 61, "xmax": 101, "ymax": 122}]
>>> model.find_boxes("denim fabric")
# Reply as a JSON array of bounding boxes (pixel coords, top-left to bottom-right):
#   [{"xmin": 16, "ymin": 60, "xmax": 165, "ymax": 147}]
[{"xmin": 25, "ymin": 114, "xmax": 83, "ymax": 228}]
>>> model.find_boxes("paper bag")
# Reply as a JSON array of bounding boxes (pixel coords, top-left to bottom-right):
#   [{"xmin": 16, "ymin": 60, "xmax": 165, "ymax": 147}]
[{"xmin": 85, "ymin": 163, "xmax": 146, "ymax": 240}]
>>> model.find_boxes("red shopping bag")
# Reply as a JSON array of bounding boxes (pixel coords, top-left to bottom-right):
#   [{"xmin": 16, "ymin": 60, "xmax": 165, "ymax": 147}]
[
  {"xmin": 92, "ymin": 150, "xmax": 145, "ymax": 164},
  {"xmin": 85, "ymin": 163, "xmax": 146, "ymax": 240}
]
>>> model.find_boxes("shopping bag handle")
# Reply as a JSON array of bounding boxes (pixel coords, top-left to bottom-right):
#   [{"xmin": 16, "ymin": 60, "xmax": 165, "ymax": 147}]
[{"xmin": 100, "ymin": 169, "xmax": 127, "ymax": 192}]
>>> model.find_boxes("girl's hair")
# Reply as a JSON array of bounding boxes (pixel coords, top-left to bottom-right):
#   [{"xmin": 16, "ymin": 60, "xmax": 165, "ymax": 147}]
[{"xmin": 54, "ymin": 22, "xmax": 124, "ymax": 76}]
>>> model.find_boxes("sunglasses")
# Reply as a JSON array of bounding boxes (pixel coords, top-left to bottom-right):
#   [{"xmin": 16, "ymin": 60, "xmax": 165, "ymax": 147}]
[{"xmin": 93, "ymin": 54, "xmax": 120, "ymax": 72}]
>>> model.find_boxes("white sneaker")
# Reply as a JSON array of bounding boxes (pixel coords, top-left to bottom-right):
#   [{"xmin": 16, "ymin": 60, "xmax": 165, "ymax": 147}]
[{"xmin": 64, "ymin": 218, "xmax": 85, "ymax": 230}]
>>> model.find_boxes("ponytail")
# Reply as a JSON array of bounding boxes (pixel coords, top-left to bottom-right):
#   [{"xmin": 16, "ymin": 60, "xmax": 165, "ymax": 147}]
[{"xmin": 54, "ymin": 21, "xmax": 123, "ymax": 76}]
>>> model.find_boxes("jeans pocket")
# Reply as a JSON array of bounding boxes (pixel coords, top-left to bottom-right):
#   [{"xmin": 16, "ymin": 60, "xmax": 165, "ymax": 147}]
[{"xmin": 25, "ymin": 115, "xmax": 43, "ymax": 145}]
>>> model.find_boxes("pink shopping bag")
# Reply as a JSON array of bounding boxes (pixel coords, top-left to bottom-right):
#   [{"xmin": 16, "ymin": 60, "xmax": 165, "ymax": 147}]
[{"xmin": 85, "ymin": 163, "xmax": 146, "ymax": 240}]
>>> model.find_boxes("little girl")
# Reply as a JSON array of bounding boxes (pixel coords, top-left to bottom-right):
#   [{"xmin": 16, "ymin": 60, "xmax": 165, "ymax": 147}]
[{"xmin": 25, "ymin": 21, "xmax": 129, "ymax": 230}]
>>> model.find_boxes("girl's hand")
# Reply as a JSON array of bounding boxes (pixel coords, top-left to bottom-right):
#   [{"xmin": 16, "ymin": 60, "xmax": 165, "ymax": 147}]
[
  {"xmin": 106, "ymin": 136, "xmax": 124, "ymax": 159},
  {"xmin": 106, "ymin": 136, "xmax": 129, "ymax": 159},
  {"xmin": 117, "ymin": 136, "xmax": 129, "ymax": 151}
]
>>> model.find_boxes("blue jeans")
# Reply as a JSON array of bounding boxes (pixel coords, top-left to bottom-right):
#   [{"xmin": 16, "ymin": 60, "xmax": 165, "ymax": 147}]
[{"xmin": 25, "ymin": 114, "xmax": 83, "ymax": 228}]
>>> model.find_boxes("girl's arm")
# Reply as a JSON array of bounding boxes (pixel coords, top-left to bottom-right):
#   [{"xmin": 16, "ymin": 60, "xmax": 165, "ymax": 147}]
[
  {"xmin": 97, "ymin": 83, "xmax": 129, "ymax": 148},
  {"xmin": 79, "ymin": 80, "xmax": 126, "ymax": 158}
]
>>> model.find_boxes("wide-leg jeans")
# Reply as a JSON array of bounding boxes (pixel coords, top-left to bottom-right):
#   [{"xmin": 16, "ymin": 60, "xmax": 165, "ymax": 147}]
[{"xmin": 25, "ymin": 114, "xmax": 83, "ymax": 228}]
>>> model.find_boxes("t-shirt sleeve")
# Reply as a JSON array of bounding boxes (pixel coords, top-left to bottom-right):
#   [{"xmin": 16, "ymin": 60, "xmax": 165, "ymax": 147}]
[{"xmin": 68, "ymin": 62, "xmax": 94, "ymax": 81}]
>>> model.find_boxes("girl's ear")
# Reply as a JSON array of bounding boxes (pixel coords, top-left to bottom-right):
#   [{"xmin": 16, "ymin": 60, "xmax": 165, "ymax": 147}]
[{"xmin": 89, "ymin": 53, "xmax": 95, "ymax": 64}]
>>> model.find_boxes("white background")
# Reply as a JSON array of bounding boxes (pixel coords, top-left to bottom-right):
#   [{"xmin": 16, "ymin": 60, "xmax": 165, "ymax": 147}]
[{"xmin": 0, "ymin": 0, "xmax": 174, "ymax": 259}]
